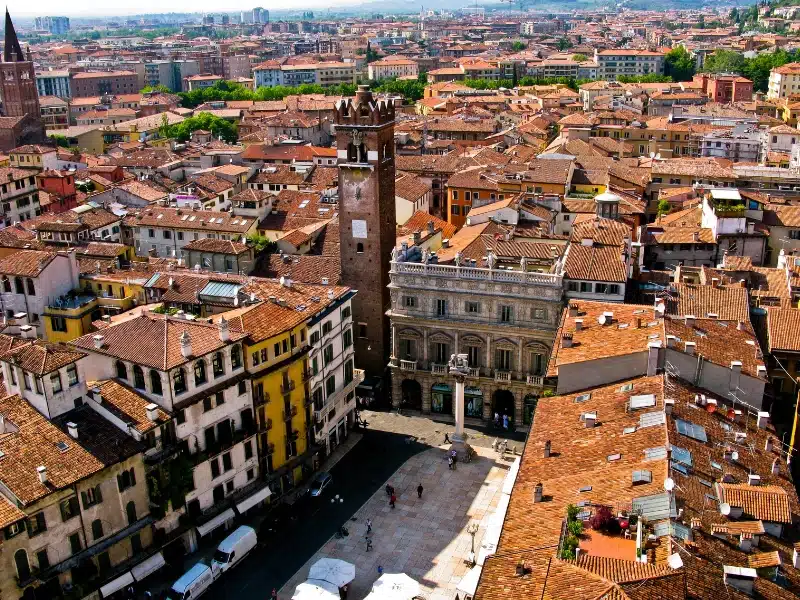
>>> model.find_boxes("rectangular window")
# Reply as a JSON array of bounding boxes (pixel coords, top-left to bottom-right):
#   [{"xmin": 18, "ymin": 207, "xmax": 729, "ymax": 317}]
[
  {"xmin": 69, "ymin": 532, "xmax": 82, "ymax": 555},
  {"xmin": 466, "ymin": 301, "xmax": 480, "ymax": 314},
  {"xmin": 467, "ymin": 346, "xmax": 480, "ymax": 367},
  {"xmin": 436, "ymin": 299, "xmax": 447, "ymax": 316},
  {"xmin": 451, "ymin": 205, "xmax": 460, "ymax": 216},
  {"xmin": 326, "ymin": 375, "xmax": 336, "ymax": 397},
  {"xmin": 323, "ymin": 344, "xmax": 334, "ymax": 366},
  {"xmin": 252, "ymin": 352, "xmax": 260, "ymax": 366},
  {"xmin": 403, "ymin": 296, "xmax": 416, "ymax": 308},
  {"xmin": 67, "ymin": 365, "xmax": 78, "ymax": 386},
  {"xmin": 245, "ymin": 440, "xmax": 253, "ymax": 460},
  {"xmin": 50, "ymin": 373, "xmax": 62, "ymax": 393},
  {"xmin": 358, "ymin": 323, "xmax": 367, "ymax": 338},
  {"xmin": 343, "ymin": 329, "xmax": 352, "ymax": 349},
  {"xmin": 274, "ymin": 342, "xmax": 281, "ymax": 357},
  {"xmin": 532, "ymin": 308, "xmax": 547, "ymax": 320},
  {"xmin": 500, "ymin": 305, "xmax": 512, "ymax": 323},
  {"xmin": 27, "ymin": 512, "xmax": 46, "ymax": 536},
  {"xmin": 260, "ymin": 348, "xmax": 267, "ymax": 363},
  {"xmin": 60, "ymin": 496, "xmax": 80, "ymax": 522},
  {"xmin": 222, "ymin": 452, "xmax": 233, "ymax": 472},
  {"xmin": 496, "ymin": 349, "xmax": 512, "ymax": 371},
  {"xmin": 203, "ymin": 397, "xmax": 213, "ymax": 412},
  {"xmin": 435, "ymin": 342, "xmax": 449, "ymax": 364},
  {"xmin": 322, "ymin": 321, "xmax": 332, "ymax": 335},
  {"xmin": 36, "ymin": 549, "xmax": 50, "ymax": 570},
  {"xmin": 210, "ymin": 457, "xmax": 220, "ymax": 478}
]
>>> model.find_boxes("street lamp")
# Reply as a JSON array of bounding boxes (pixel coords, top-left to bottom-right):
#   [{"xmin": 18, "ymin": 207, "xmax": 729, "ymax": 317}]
[{"xmin": 467, "ymin": 521, "xmax": 479, "ymax": 565}]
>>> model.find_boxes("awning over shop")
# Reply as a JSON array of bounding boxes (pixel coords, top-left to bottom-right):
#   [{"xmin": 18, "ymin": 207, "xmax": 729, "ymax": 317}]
[
  {"xmin": 100, "ymin": 571, "xmax": 134, "ymax": 598},
  {"xmin": 236, "ymin": 485, "xmax": 272, "ymax": 514},
  {"xmin": 131, "ymin": 552, "xmax": 165, "ymax": 581},
  {"xmin": 196, "ymin": 508, "xmax": 235, "ymax": 537}
]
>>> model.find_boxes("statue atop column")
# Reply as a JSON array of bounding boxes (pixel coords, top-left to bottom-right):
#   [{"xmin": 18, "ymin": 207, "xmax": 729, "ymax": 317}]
[{"xmin": 448, "ymin": 353, "xmax": 473, "ymax": 460}]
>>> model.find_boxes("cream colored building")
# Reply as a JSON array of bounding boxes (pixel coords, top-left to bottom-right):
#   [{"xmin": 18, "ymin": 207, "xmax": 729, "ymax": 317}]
[
  {"xmin": 767, "ymin": 62, "xmax": 800, "ymax": 99},
  {"xmin": 367, "ymin": 58, "xmax": 419, "ymax": 81}
]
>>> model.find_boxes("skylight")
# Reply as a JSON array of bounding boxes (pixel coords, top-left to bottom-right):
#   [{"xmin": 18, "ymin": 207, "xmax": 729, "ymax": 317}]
[
  {"xmin": 619, "ymin": 383, "xmax": 634, "ymax": 392},
  {"xmin": 671, "ymin": 445, "xmax": 693, "ymax": 467},
  {"xmin": 640, "ymin": 411, "xmax": 665, "ymax": 429},
  {"xmin": 574, "ymin": 393, "xmax": 591, "ymax": 403},
  {"xmin": 632, "ymin": 470, "xmax": 652, "ymax": 485},
  {"xmin": 644, "ymin": 446, "xmax": 667, "ymax": 461},
  {"xmin": 675, "ymin": 419, "xmax": 708, "ymax": 443},
  {"xmin": 630, "ymin": 394, "xmax": 656, "ymax": 410},
  {"xmin": 55, "ymin": 441, "xmax": 69, "ymax": 452}
]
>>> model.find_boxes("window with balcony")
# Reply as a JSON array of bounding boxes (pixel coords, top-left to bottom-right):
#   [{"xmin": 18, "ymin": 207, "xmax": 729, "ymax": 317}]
[
  {"xmin": 326, "ymin": 375, "xmax": 336, "ymax": 397},
  {"xmin": 344, "ymin": 360, "xmax": 354, "ymax": 385},
  {"xmin": 213, "ymin": 352, "xmax": 225, "ymax": 378},
  {"xmin": 467, "ymin": 346, "xmax": 480, "ymax": 368},
  {"xmin": 194, "ymin": 360, "xmax": 207, "ymax": 386},
  {"xmin": 436, "ymin": 299, "xmax": 447, "ymax": 316},
  {"xmin": 323, "ymin": 344, "xmax": 334, "ymax": 366},
  {"xmin": 133, "ymin": 365, "xmax": 145, "ymax": 390},
  {"xmin": 399, "ymin": 338, "xmax": 416, "ymax": 360},
  {"xmin": 150, "ymin": 370, "xmax": 162, "ymax": 395},
  {"xmin": 496, "ymin": 349, "xmax": 511, "ymax": 371},
  {"xmin": 434, "ymin": 342, "xmax": 449, "ymax": 364}
]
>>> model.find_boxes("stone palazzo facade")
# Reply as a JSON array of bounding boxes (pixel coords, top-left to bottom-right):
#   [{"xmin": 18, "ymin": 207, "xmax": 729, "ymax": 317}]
[{"xmin": 387, "ymin": 259, "xmax": 563, "ymax": 431}]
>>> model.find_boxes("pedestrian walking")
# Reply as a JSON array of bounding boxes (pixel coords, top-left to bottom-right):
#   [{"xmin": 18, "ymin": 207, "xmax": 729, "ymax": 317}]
[
  {"xmin": 444, "ymin": 432, "xmax": 450, "ymax": 444},
  {"xmin": 385, "ymin": 484, "xmax": 392, "ymax": 497},
  {"xmin": 390, "ymin": 493, "xmax": 396, "ymax": 508},
  {"xmin": 271, "ymin": 589, "xmax": 278, "ymax": 600},
  {"xmin": 494, "ymin": 412, "xmax": 500, "ymax": 427},
  {"xmin": 366, "ymin": 537, "xmax": 373, "ymax": 552},
  {"xmin": 448, "ymin": 456, "xmax": 453, "ymax": 470},
  {"xmin": 378, "ymin": 565, "xmax": 384, "ymax": 576},
  {"xmin": 340, "ymin": 584, "xmax": 348, "ymax": 600},
  {"xmin": 366, "ymin": 518, "xmax": 372, "ymax": 534},
  {"xmin": 503, "ymin": 414, "xmax": 509, "ymax": 430},
  {"xmin": 417, "ymin": 483, "xmax": 423, "ymax": 498}
]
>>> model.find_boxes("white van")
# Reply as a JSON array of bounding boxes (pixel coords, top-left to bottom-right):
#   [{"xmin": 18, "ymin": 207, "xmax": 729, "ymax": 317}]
[
  {"xmin": 167, "ymin": 563, "xmax": 215, "ymax": 600},
  {"xmin": 210, "ymin": 526, "xmax": 257, "ymax": 575}
]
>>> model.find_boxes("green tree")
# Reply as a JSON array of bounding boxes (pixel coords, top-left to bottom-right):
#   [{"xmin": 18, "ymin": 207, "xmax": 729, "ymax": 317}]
[
  {"xmin": 657, "ymin": 199, "xmax": 671, "ymax": 216},
  {"xmin": 511, "ymin": 41, "xmax": 527, "ymax": 52},
  {"xmin": 572, "ymin": 53, "xmax": 588, "ymax": 63},
  {"xmin": 246, "ymin": 234, "xmax": 277, "ymax": 255},
  {"xmin": 141, "ymin": 84, "xmax": 172, "ymax": 94},
  {"xmin": 664, "ymin": 46, "xmax": 696, "ymax": 82},
  {"xmin": 557, "ymin": 37, "xmax": 573, "ymax": 51},
  {"xmin": 49, "ymin": 134, "xmax": 70, "ymax": 148},
  {"xmin": 164, "ymin": 112, "xmax": 237, "ymax": 144},
  {"xmin": 374, "ymin": 78, "xmax": 426, "ymax": 101},
  {"xmin": 703, "ymin": 49, "xmax": 746, "ymax": 74}
]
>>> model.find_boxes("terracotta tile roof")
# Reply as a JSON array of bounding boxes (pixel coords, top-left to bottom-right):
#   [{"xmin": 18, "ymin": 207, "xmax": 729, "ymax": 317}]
[
  {"xmin": 570, "ymin": 216, "xmax": 632, "ymax": 247},
  {"xmin": 436, "ymin": 221, "xmax": 506, "ymax": 264},
  {"xmin": 397, "ymin": 211, "xmax": 457, "ymax": 241},
  {"xmin": 257, "ymin": 190, "xmax": 333, "ymax": 232},
  {"xmin": 395, "ymin": 172, "xmax": 431, "ymax": 202},
  {"xmin": 123, "ymin": 206, "xmax": 254, "ymax": 234},
  {"xmin": 89, "ymin": 379, "xmax": 170, "ymax": 433},
  {"xmin": 25, "ymin": 206, "xmax": 121, "ymax": 233},
  {"xmin": 652, "ymin": 158, "xmax": 736, "ymax": 179},
  {"xmin": 0, "ymin": 250, "xmax": 57, "ymax": 277},
  {"xmin": 181, "ymin": 238, "xmax": 250, "ymax": 255},
  {"xmin": 563, "ymin": 244, "xmax": 627, "ymax": 283},
  {"xmin": 76, "ymin": 242, "xmax": 127, "ymax": 258},
  {"xmin": 0, "ymin": 340, "xmax": 87, "ymax": 376},
  {"xmin": 249, "ymin": 164, "xmax": 311, "ymax": 186},
  {"xmin": 655, "ymin": 206, "xmax": 702, "ymax": 227},
  {"xmin": 763, "ymin": 204, "xmax": 800, "ymax": 228},
  {"xmin": 665, "ymin": 283, "xmax": 749, "ymax": 321},
  {"xmin": 664, "ymin": 317, "xmax": 765, "ymax": 378},
  {"xmin": 648, "ymin": 226, "xmax": 715, "ymax": 244},
  {"xmin": 260, "ymin": 254, "xmax": 341, "ymax": 284},
  {"xmin": 0, "ymin": 494, "xmax": 25, "ymax": 529},
  {"xmin": 0, "ymin": 394, "xmax": 140, "ymax": 505},
  {"xmin": 749, "ymin": 551, "xmax": 782, "ymax": 568},
  {"xmin": 718, "ymin": 484, "xmax": 791, "ymax": 523},
  {"xmin": 71, "ymin": 313, "xmax": 248, "ymax": 370},
  {"xmin": 306, "ymin": 166, "xmax": 338, "ymax": 191},
  {"xmin": 710, "ymin": 521, "xmax": 766, "ymax": 536},
  {"xmin": 145, "ymin": 271, "xmax": 247, "ymax": 305},
  {"xmin": 766, "ymin": 306, "xmax": 800, "ymax": 352},
  {"xmin": 548, "ymin": 301, "xmax": 663, "ymax": 375}
]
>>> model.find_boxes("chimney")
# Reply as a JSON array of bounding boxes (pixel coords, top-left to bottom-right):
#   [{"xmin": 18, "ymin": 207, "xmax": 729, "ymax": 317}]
[
  {"xmin": 19, "ymin": 325, "xmax": 35, "ymax": 339},
  {"xmin": 67, "ymin": 422, "xmax": 78, "ymax": 439},
  {"xmin": 747, "ymin": 221, "xmax": 755, "ymax": 234},
  {"xmin": 543, "ymin": 440, "xmax": 551, "ymax": 458},
  {"xmin": 748, "ymin": 473, "xmax": 761, "ymax": 486},
  {"xmin": 602, "ymin": 311, "xmax": 613, "ymax": 324},
  {"xmin": 739, "ymin": 533, "xmax": 753, "ymax": 553},
  {"xmin": 180, "ymin": 330, "xmax": 192, "ymax": 358},
  {"xmin": 647, "ymin": 342, "xmax": 660, "ymax": 376},
  {"xmin": 568, "ymin": 303, "xmax": 579, "ymax": 317},
  {"xmin": 635, "ymin": 317, "xmax": 642, "ymax": 329},
  {"xmin": 757, "ymin": 411, "xmax": 770, "ymax": 429},
  {"xmin": 322, "ymin": 277, "xmax": 329, "ymax": 285},
  {"xmin": 765, "ymin": 437, "xmax": 774, "ymax": 452},
  {"xmin": 583, "ymin": 412, "xmax": 597, "ymax": 428},
  {"xmin": 145, "ymin": 403, "xmax": 159, "ymax": 422},
  {"xmin": 327, "ymin": 290, "xmax": 334, "ymax": 300},
  {"xmin": 442, "ymin": 239, "xmax": 450, "ymax": 248},
  {"xmin": 37, "ymin": 465, "xmax": 47, "ymax": 485},
  {"xmin": 772, "ymin": 457, "xmax": 780, "ymax": 475},
  {"xmin": 691, "ymin": 518, "xmax": 701, "ymax": 530},
  {"xmin": 730, "ymin": 361, "xmax": 742, "ymax": 392},
  {"xmin": 575, "ymin": 319, "xmax": 583, "ymax": 331},
  {"xmin": 737, "ymin": 321, "xmax": 745, "ymax": 331},
  {"xmin": 427, "ymin": 220, "xmax": 435, "ymax": 234},
  {"xmin": 219, "ymin": 316, "xmax": 230, "ymax": 342},
  {"xmin": 794, "ymin": 544, "xmax": 800, "ymax": 569},
  {"xmin": 562, "ymin": 333, "xmax": 573, "ymax": 348},
  {"xmin": 413, "ymin": 231, "xmax": 421, "ymax": 244},
  {"xmin": 685, "ymin": 315, "xmax": 695, "ymax": 327},
  {"xmin": 93, "ymin": 334, "xmax": 104, "ymax": 349},
  {"xmin": 664, "ymin": 398, "xmax": 674, "ymax": 415},
  {"xmin": 533, "ymin": 482, "xmax": 543, "ymax": 503},
  {"xmin": 757, "ymin": 365, "xmax": 767, "ymax": 378},
  {"xmin": 692, "ymin": 231, "xmax": 699, "ymax": 242},
  {"xmin": 666, "ymin": 335, "xmax": 677, "ymax": 349},
  {"xmin": 712, "ymin": 278, "xmax": 719, "ymax": 288},
  {"xmin": 685, "ymin": 341, "xmax": 696, "ymax": 355}
]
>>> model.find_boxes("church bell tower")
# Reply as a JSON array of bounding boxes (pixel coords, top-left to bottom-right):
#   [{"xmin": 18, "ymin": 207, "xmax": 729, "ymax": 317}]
[
  {"xmin": 335, "ymin": 85, "xmax": 396, "ymax": 377},
  {"xmin": 1, "ymin": 10, "xmax": 40, "ymax": 120}
]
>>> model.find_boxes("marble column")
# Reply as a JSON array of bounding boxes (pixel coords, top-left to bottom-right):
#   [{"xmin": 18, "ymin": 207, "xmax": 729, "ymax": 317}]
[
  {"xmin": 453, "ymin": 373, "xmax": 466, "ymax": 442},
  {"xmin": 423, "ymin": 329, "xmax": 429, "ymax": 365},
  {"xmin": 486, "ymin": 334, "xmax": 492, "ymax": 374}
]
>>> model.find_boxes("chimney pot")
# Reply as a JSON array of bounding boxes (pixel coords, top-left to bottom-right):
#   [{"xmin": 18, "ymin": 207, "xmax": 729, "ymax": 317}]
[
  {"xmin": 685, "ymin": 315, "xmax": 696, "ymax": 327},
  {"xmin": 37, "ymin": 465, "xmax": 47, "ymax": 484},
  {"xmin": 533, "ymin": 482, "xmax": 543, "ymax": 503},
  {"xmin": 145, "ymin": 403, "xmax": 159, "ymax": 422},
  {"xmin": 757, "ymin": 411, "xmax": 770, "ymax": 429},
  {"xmin": 562, "ymin": 333, "xmax": 573, "ymax": 348},
  {"xmin": 684, "ymin": 341, "xmax": 696, "ymax": 355},
  {"xmin": 574, "ymin": 319, "xmax": 583, "ymax": 331},
  {"xmin": 218, "ymin": 316, "xmax": 230, "ymax": 342},
  {"xmin": 93, "ymin": 334, "xmax": 104, "ymax": 349},
  {"xmin": 568, "ymin": 303, "xmax": 578, "ymax": 317},
  {"xmin": 67, "ymin": 422, "xmax": 78, "ymax": 439},
  {"xmin": 543, "ymin": 440, "xmax": 551, "ymax": 458},
  {"xmin": 180, "ymin": 330, "xmax": 192, "ymax": 358}
]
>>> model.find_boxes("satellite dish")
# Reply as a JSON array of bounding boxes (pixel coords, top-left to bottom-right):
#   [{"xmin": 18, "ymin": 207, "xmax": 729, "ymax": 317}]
[
  {"xmin": 655, "ymin": 153, "xmax": 662, "ymax": 160},
  {"xmin": 731, "ymin": 451, "xmax": 739, "ymax": 461},
  {"xmin": 664, "ymin": 478, "xmax": 675, "ymax": 491},
  {"xmin": 598, "ymin": 314, "xmax": 607, "ymax": 325},
  {"xmin": 649, "ymin": 151, "xmax": 656, "ymax": 159},
  {"xmin": 656, "ymin": 303, "xmax": 665, "ymax": 314},
  {"xmin": 720, "ymin": 502, "xmax": 731, "ymax": 516},
  {"xmin": 667, "ymin": 553, "xmax": 683, "ymax": 569}
]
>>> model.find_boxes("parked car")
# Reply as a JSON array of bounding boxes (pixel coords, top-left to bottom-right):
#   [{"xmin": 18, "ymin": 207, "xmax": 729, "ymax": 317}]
[
  {"xmin": 309, "ymin": 471, "xmax": 333, "ymax": 497},
  {"xmin": 211, "ymin": 526, "xmax": 257, "ymax": 575}
]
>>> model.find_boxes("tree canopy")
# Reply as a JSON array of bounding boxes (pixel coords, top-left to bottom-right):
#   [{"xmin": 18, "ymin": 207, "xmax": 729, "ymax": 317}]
[
  {"xmin": 664, "ymin": 46, "xmax": 696, "ymax": 82},
  {"xmin": 703, "ymin": 48, "xmax": 800, "ymax": 92},
  {"xmin": 163, "ymin": 112, "xmax": 238, "ymax": 144}
]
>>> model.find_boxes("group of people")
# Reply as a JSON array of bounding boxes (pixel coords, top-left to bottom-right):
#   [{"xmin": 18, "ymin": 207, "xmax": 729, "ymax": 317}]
[
  {"xmin": 447, "ymin": 449, "xmax": 458, "ymax": 470},
  {"xmin": 493, "ymin": 412, "xmax": 510, "ymax": 430}
]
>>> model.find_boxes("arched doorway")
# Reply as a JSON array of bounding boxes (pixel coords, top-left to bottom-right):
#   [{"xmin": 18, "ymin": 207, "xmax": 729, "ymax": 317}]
[
  {"xmin": 493, "ymin": 390, "xmax": 515, "ymax": 429},
  {"xmin": 431, "ymin": 383, "xmax": 452, "ymax": 415},
  {"xmin": 523, "ymin": 394, "xmax": 538, "ymax": 426},
  {"xmin": 15, "ymin": 549, "xmax": 30, "ymax": 583},
  {"xmin": 401, "ymin": 379, "xmax": 422, "ymax": 411},
  {"xmin": 465, "ymin": 387, "xmax": 483, "ymax": 418}
]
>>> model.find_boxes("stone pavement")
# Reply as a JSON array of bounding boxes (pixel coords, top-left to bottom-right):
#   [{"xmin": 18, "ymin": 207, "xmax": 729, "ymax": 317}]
[
  {"xmin": 360, "ymin": 409, "xmax": 525, "ymax": 450},
  {"xmin": 279, "ymin": 444, "xmax": 509, "ymax": 600}
]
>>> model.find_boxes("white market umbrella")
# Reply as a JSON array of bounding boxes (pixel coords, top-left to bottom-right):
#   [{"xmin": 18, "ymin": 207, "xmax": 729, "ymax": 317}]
[
  {"xmin": 309, "ymin": 558, "xmax": 356, "ymax": 587},
  {"xmin": 291, "ymin": 579, "xmax": 340, "ymax": 600},
  {"xmin": 371, "ymin": 573, "xmax": 420, "ymax": 599}
]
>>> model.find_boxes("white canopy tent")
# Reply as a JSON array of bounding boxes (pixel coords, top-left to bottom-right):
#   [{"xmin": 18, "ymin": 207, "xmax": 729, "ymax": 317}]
[
  {"xmin": 308, "ymin": 558, "xmax": 356, "ymax": 587},
  {"xmin": 291, "ymin": 579, "xmax": 340, "ymax": 600},
  {"xmin": 371, "ymin": 573, "xmax": 420, "ymax": 599}
]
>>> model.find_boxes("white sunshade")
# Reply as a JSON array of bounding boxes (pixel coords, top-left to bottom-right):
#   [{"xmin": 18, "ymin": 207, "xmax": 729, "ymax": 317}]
[
  {"xmin": 457, "ymin": 565, "xmax": 483, "ymax": 597},
  {"xmin": 196, "ymin": 508, "xmax": 235, "ymax": 537},
  {"xmin": 291, "ymin": 579, "xmax": 340, "ymax": 600},
  {"xmin": 309, "ymin": 558, "xmax": 356, "ymax": 587},
  {"xmin": 371, "ymin": 573, "xmax": 420, "ymax": 599},
  {"xmin": 100, "ymin": 571, "xmax": 134, "ymax": 598},
  {"xmin": 131, "ymin": 552, "xmax": 165, "ymax": 581},
  {"xmin": 236, "ymin": 485, "xmax": 272, "ymax": 514}
]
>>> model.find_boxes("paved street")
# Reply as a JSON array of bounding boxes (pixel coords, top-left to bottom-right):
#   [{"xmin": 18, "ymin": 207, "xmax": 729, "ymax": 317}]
[
  {"xmin": 154, "ymin": 410, "xmax": 523, "ymax": 600},
  {"xmin": 279, "ymin": 445, "xmax": 509, "ymax": 600}
]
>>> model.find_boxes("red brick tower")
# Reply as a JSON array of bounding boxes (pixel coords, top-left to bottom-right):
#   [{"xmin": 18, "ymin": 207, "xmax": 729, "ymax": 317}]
[
  {"xmin": 1, "ymin": 10, "xmax": 41, "ymax": 119},
  {"xmin": 335, "ymin": 85, "xmax": 396, "ymax": 376}
]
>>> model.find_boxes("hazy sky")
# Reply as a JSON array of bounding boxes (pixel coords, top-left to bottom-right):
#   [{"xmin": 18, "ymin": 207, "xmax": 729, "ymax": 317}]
[{"xmin": 11, "ymin": 0, "xmax": 371, "ymax": 18}]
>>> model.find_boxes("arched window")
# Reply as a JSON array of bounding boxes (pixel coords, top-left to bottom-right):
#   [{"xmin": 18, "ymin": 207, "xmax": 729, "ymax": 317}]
[
  {"xmin": 2, "ymin": 277, "xmax": 10, "ymax": 292},
  {"xmin": 91, "ymin": 519, "xmax": 104, "ymax": 540},
  {"xmin": 26, "ymin": 279, "xmax": 34, "ymax": 296},
  {"xmin": 173, "ymin": 368, "xmax": 187, "ymax": 395},
  {"xmin": 133, "ymin": 365, "xmax": 145, "ymax": 390},
  {"xmin": 14, "ymin": 277, "xmax": 23, "ymax": 294},
  {"xmin": 150, "ymin": 370, "xmax": 162, "ymax": 395},
  {"xmin": 126, "ymin": 501, "xmax": 136, "ymax": 525},
  {"xmin": 356, "ymin": 243, "xmax": 364, "ymax": 254},
  {"xmin": 347, "ymin": 142, "xmax": 358, "ymax": 162},
  {"xmin": 116, "ymin": 361, "xmax": 127, "ymax": 380},
  {"xmin": 231, "ymin": 345, "xmax": 242, "ymax": 369},
  {"xmin": 14, "ymin": 549, "xmax": 30, "ymax": 582},
  {"xmin": 194, "ymin": 360, "xmax": 207, "ymax": 386},
  {"xmin": 212, "ymin": 352, "xmax": 225, "ymax": 378}
]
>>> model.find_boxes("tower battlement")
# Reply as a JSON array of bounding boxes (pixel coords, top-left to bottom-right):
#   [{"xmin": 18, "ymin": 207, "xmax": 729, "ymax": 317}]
[{"xmin": 334, "ymin": 85, "xmax": 395, "ymax": 127}]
